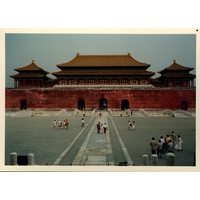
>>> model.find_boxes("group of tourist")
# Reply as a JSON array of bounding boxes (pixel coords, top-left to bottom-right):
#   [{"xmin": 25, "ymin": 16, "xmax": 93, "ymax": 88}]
[
  {"xmin": 150, "ymin": 131, "xmax": 183, "ymax": 159},
  {"xmin": 128, "ymin": 121, "xmax": 136, "ymax": 130},
  {"xmin": 97, "ymin": 122, "xmax": 108, "ymax": 134},
  {"xmin": 53, "ymin": 118, "xmax": 86, "ymax": 130},
  {"xmin": 53, "ymin": 119, "xmax": 69, "ymax": 129},
  {"xmin": 53, "ymin": 117, "xmax": 108, "ymax": 134}
]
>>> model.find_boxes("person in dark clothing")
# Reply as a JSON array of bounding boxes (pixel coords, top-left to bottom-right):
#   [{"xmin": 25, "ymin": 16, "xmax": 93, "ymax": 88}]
[{"xmin": 97, "ymin": 122, "xmax": 100, "ymax": 133}]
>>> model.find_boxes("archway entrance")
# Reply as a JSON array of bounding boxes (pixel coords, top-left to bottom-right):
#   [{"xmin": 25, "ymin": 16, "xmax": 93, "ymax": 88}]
[
  {"xmin": 20, "ymin": 100, "xmax": 27, "ymax": 110},
  {"xmin": 181, "ymin": 101, "xmax": 188, "ymax": 110},
  {"xmin": 99, "ymin": 98, "xmax": 108, "ymax": 110},
  {"xmin": 121, "ymin": 99, "xmax": 129, "ymax": 110},
  {"xmin": 78, "ymin": 99, "xmax": 85, "ymax": 110}
]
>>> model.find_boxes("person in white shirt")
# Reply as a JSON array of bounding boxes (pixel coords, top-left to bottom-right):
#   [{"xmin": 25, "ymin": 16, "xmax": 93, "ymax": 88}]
[
  {"xmin": 160, "ymin": 136, "xmax": 165, "ymax": 154},
  {"xmin": 157, "ymin": 139, "xmax": 163, "ymax": 159},
  {"xmin": 103, "ymin": 123, "xmax": 107, "ymax": 134},
  {"xmin": 132, "ymin": 121, "xmax": 136, "ymax": 130},
  {"xmin": 81, "ymin": 118, "xmax": 84, "ymax": 127},
  {"xmin": 53, "ymin": 120, "xmax": 57, "ymax": 129}
]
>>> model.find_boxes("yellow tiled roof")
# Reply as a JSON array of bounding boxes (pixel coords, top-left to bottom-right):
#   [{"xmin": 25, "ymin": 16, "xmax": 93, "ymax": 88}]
[
  {"xmin": 57, "ymin": 53, "xmax": 151, "ymax": 68},
  {"xmin": 158, "ymin": 60, "xmax": 194, "ymax": 73},
  {"xmin": 15, "ymin": 60, "xmax": 50, "ymax": 74}
]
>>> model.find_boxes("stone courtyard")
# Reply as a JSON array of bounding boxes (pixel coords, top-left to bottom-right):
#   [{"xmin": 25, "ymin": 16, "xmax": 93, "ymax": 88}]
[{"xmin": 5, "ymin": 110, "xmax": 196, "ymax": 169}]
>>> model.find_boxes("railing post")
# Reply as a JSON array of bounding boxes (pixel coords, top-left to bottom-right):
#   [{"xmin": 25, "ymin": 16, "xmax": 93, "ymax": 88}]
[
  {"xmin": 142, "ymin": 154, "xmax": 148, "ymax": 166},
  {"xmin": 28, "ymin": 153, "xmax": 35, "ymax": 165},
  {"xmin": 151, "ymin": 154, "xmax": 158, "ymax": 166},
  {"xmin": 10, "ymin": 152, "xmax": 18, "ymax": 165},
  {"xmin": 166, "ymin": 153, "xmax": 175, "ymax": 166}
]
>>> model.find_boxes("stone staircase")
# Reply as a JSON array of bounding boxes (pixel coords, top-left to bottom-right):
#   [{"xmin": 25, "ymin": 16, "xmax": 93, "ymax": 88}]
[
  {"xmin": 173, "ymin": 110, "xmax": 195, "ymax": 118},
  {"xmin": 6, "ymin": 109, "xmax": 195, "ymax": 118}
]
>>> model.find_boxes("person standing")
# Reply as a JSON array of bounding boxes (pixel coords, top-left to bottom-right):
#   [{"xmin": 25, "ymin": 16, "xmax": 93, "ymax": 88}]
[
  {"xmin": 65, "ymin": 119, "xmax": 69, "ymax": 130},
  {"xmin": 58, "ymin": 120, "xmax": 62, "ymax": 128},
  {"xmin": 157, "ymin": 139, "xmax": 163, "ymax": 159},
  {"xmin": 160, "ymin": 136, "xmax": 165, "ymax": 154},
  {"xmin": 63, "ymin": 120, "xmax": 66, "ymax": 129},
  {"xmin": 165, "ymin": 135, "xmax": 171, "ymax": 152},
  {"xmin": 167, "ymin": 140, "xmax": 174, "ymax": 153},
  {"xmin": 150, "ymin": 137, "xmax": 157, "ymax": 154},
  {"xmin": 166, "ymin": 135, "xmax": 171, "ymax": 144},
  {"xmin": 170, "ymin": 131, "xmax": 176, "ymax": 145},
  {"xmin": 100, "ymin": 123, "xmax": 104, "ymax": 134},
  {"xmin": 97, "ymin": 122, "xmax": 100, "ymax": 134},
  {"xmin": 175, "ymin": 135, "xmax": 183, "ymax": 151},
  {"xmin": 53, "ymin": 120, "xmax": 57, "ymax": 129}
]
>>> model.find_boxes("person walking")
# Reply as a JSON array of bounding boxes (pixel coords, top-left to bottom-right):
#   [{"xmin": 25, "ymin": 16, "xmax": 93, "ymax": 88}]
[
  {"xmin": 103, "ymin": 123, "xmax": 107, "ymax": 134},
  {"xmin": 97, "ymin": 122, "xmax": 100, "ymax": 134},
  {"xmin": 128, "ymin": 121, "xmax": 131, "ymax": 130},
  {"xmin": 150, "ymin": 137, "xmax": 157, "ymax": 154},
  {"xmin": 131, "ymin": 121, "xmax": 136, "ymax": 130},
  {"xmin": 81, "ymin": 118, "xmax": 85, "ymax": 127},
  {"xmin": 175, "ymin": 135, "xmax": 183, "ymax": 151}
]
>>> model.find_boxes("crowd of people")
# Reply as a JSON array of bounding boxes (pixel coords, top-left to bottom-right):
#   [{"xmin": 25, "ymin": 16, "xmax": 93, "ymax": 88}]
[{"xmin": 150, "ymin": 131, "xmax": 183, "ymax": 159}]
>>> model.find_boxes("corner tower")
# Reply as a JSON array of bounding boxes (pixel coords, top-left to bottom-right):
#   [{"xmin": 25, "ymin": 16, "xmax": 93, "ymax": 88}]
[{"xmin": 10, "ymin": 60, "xmax": 55, "ymax": 88}]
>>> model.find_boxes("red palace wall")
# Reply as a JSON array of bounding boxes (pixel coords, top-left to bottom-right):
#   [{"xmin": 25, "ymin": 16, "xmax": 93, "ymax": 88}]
[{"xmin": 5, "ymin": 88, "xmax": 196, "ymax": 110}]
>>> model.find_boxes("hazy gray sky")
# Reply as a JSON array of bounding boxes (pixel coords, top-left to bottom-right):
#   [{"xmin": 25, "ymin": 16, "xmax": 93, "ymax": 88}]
[{"xmin": 6, "ymin": 33, "xmax": 196, "ymax": 87}]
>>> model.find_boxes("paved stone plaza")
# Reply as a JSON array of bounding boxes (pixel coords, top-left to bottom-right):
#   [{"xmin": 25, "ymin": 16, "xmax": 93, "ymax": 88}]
[{"xmin": 5, "ymin": 111, "xmax": 195, "ymax": 167}]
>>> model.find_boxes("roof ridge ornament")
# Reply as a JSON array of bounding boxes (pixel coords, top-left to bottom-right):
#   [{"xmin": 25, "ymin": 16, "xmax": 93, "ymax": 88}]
[
  {"xmin": 76, "ymin": 53, "xmax": 80, "ymax": 56},
  {"xmin": 32, "ymin": 59, "xmax": 34, "ymax": 63}
]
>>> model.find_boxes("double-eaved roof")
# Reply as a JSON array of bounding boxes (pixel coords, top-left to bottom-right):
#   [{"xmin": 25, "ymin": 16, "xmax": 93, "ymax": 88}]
[
  {"xmin": 158, "ymin": 60, "xmax": 196, "ymax": 78},
  {"xmin": 10, "ymin": 60, "xmax": 50, "ymax": 79},
  {"xmin": 53, "ymin": 53, "xmax": 155, "ymax": 77},
  {"xmin": 56, "ymin": 53, "xmax": 151, "ymax": 68}
]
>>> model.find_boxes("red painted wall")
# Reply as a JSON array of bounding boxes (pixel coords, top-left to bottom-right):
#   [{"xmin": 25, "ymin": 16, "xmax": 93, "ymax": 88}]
[{"xmin": 5, "ymin": 88, "xmax": 196, "ymax": 110}]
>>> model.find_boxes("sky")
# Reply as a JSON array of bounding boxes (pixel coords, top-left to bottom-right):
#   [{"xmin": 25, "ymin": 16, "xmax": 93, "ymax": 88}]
[{"xmin": 5, "ymin": 33, "xmax": 196, "ymax": 88}]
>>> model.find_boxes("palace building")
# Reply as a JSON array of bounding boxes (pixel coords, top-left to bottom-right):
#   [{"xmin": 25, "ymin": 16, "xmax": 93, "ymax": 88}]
[
  {"xmin": 52, "ymin": 53, "xmax": 155, "ymax": 86},
  {"xmin": 6, "ymin": 53, "xmax": 196, "ymax": 111}
]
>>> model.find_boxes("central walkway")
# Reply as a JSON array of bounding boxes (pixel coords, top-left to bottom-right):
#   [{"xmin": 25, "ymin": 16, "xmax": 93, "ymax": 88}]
[
  {"xmin": 72, "ymin": 111, "xmax": 114, "ymax": 165},
  {"xmin": 52, "ymin": 111, "xmax": 134, "ymax": 166}
]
